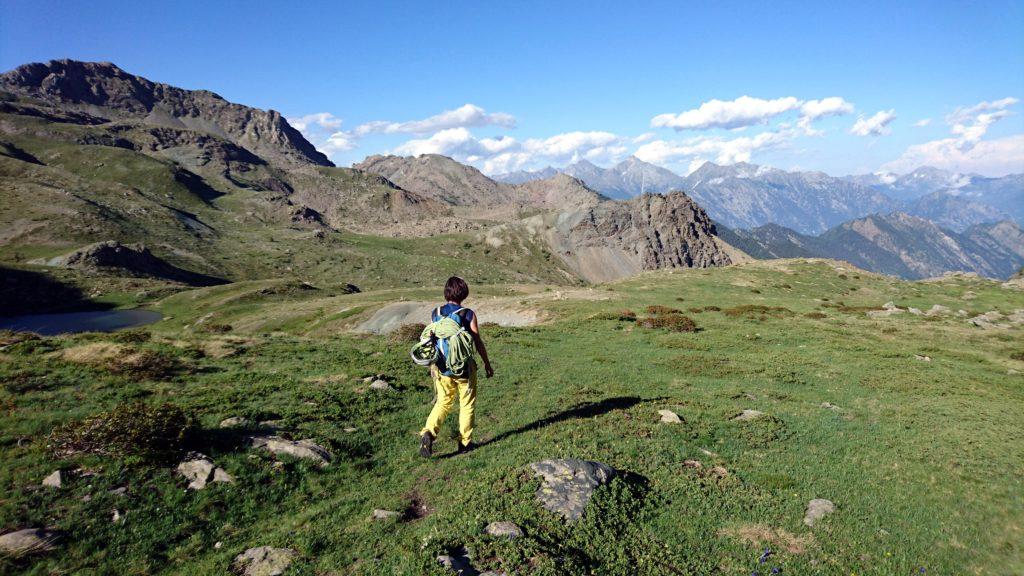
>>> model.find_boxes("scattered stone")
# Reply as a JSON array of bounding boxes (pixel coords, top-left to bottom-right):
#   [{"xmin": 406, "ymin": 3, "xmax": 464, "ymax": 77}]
[
  {"xmin": 485, "ymin": 521, "xmax": 523, "ymax": 539},
  {"xmin": 232, "ymin": 546, "xmax": 298, "ymax": 576},
  {"xmin": 42, "ymin": 470, "xmax": 62, "ymax": 488},
  {"xmin": 956, "ymin": 309, "xmax": 968, "ymax": 317},
  {"xmin": 258, "ymin": 420, "xmax": 284, "ymax": 431},
  {"xmin": 963, "ymin": 290, "xmax": 977, "ymax": 300},
  {"xmin": 732, "ymin": 409, "xmax": 765, "ymax": 421},
  {"xmin": 803, "ymin": 498, "xmax": 836, "ymax": 527},
  {"xmin": 820, "ymin": 402, "xmax": 840, "ymax": 410},
  {"xmin": 0, "ymin": 528, "xmax": 60, "ymax": 556},
  {"xmin": 709, "ymin": 466, "xmax": 730, "ymax": 479},
  {"xmin": 682, "ymin": 459, "xmax": 703, "ymax": 469},
  {"xmin": 924, "ymin": 304, "xmax": 950, "ymax": 316},
  {"xmin": 177, "ymin": 458, "xmax": 234, "ymax": 490},
  {"xmin": 530, "ymin": 459, "xmax": 617, "ymax": 522},
  {"xmin": 215, "ymin": 541, "xmax": 223, "ymax": 549},
  {"xmin": 369, "ymin": 379, "xmax": 394, "ymax": 391},
  {"xmin": 219, "ymin": 416, "xmax": 250, "ymax": 428},
  {"xmin": 908, "ymin": 307, "xmax": 923, "ymax": 315},
  {"xmin": 437, "ymin": 547, "xmax": 480, "ymax": 575},
  {"xmin": 371, "ymin": 509, "xmax": 401, "ymax": 521},
  {"xmin": 914, "ymin": 354, "xmax": 931, "ymax": 362},
  {"xmin": 112, "ymin": 509, "xmax": 124, "ymax": 524},
  {"xmin": 108, "ymin": 486, "xmax": 128, "ymax": 497},
  {"xmin": 867, "ymin": 308, "xmax": 904, "ymax": 318},
  {"xmin": 344, "ymin": 427, "xmax": 358, "ymax": 433},
  {"xmin": 250, "ymin": 436, "xmax": 332, "ymax": 467},
  {"xmin": 882, "ymin": 301, "xmax": 899, "ymax": 310},
  {"xmin": 658, "ymin": 409, "xmax": 682, "ymax": 424}
]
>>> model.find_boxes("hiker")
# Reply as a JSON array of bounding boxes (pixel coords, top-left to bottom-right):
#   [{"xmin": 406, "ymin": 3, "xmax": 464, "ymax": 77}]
[{"xmin": 418, "ymin": 276, "xmax": 494, "ymax": 457}]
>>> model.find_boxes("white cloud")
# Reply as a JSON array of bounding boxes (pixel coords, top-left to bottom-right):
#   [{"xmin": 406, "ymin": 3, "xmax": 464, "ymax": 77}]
[
  {"xmin": 634, "ymin": 129, "xmax": 793, "ymax": 165},
  {"xmin": 322, "ymin": 131, "xmax": 357, "ymax": 153},
  {"xmin": 288, "ymin": 112, "xmax": 343, "ymax": 132},
  {"xmin": 632, "ymin": 132, "xmax": 656, "ymax": 143},
  {"xmin": 652, "ymin": 96, "xmax": 802, "ymax": 131},
  {"xmin": 883, "ymin": 134, "xmax": 1024, "ymax": 176},
  {"xmin": 884, "ymin": 97, "xmax": 1022, "ymax": 176},
  {"xmin": 850, "ymin": 109, "xmax": 897, "ymax": 136},
  {"xmin": 797, "ymin": 97, "xmax": 855, "ymax": 135},
  {"xmin": 391, "ymin": 129, "xmax": 627, "ymax": 174},
  {"xmin": 913, "ymin": 118, "xmax": 932, "ymax": 127},
  {"xmin": 353, "ymin": 104, "xmax": 516, "ymax": 136}
]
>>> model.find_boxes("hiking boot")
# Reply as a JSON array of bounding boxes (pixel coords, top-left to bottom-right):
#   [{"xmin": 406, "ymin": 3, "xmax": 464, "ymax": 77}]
[
  {"xmin": 419, "ymin": 432, "xmax": 434, "ymax": 458},
  {"xmin": 456, "ymin": 441, "xmax": 476, "ymax": 454}
]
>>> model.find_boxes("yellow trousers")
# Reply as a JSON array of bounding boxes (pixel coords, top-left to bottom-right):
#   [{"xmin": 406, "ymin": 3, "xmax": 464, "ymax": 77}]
[{"xmin": 421, "ymin": 367, "xmax": 477, "ymax": 447}]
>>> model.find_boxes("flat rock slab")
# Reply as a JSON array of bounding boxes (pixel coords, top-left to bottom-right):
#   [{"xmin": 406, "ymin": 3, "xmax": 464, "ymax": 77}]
[
  {"xmin": 804, "ymin": 498, "xmax": 836, "ymax": 527},
  {"xmin": 485, "ymin": 521, "xmax": 523, "ymax": 539},
  {"xmin": 0, "ymin": 528, "xmax": 60, "ymax": 557},
  {"xmin": 251, "ymin": 436, "xmax": 331, "ymax": 467},
  {"xmin": 658, "ymin": 409, "xmax": 682, "ymax": 424},
  {"xmin": 42, "ymin": 470, "xmax": 62, "ymax": 488},
  {"xmin": 530, "ymin": 459, "xmax": 617, "ymax": 522},
  {"xmin": 732, "ymin": 409, "xmax": 765, "ymax": 421},
  {"xmin": 233, "ymin": 546, "xmax": 298, "ymax": 576},
  {"xmin": 177, "ymin": 458, "xmax": 234, "ymax": 490}
]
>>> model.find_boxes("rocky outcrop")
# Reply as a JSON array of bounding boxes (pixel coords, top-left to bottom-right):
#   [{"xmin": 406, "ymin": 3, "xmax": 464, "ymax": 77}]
[
  {"xmin": 530, "ymin": 459, "xmax": 617, "ymax": 522},
  {"xmin": 0, "ymin": 528, "xmax": 60, "ymax": 557},
  {"xmin": 355, "ymin": 154, "xmax": 519, "ymax": 207},
  {"xmin": 41, "ymin": 241, "xmax": 226, "ymax": 286},
  {"xmin": 0, "ymin": 60, "xmax": 331, "ymax": 167}
]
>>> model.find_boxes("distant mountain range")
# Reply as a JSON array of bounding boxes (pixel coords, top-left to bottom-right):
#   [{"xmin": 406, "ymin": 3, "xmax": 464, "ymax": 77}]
[
  {"xmin": 719, "ymin": 213, "xmax": 1024, "ymax": 280},
  {"xmin": 498, "ymin": 158, "xmax": 1023, "ymax": 235}
]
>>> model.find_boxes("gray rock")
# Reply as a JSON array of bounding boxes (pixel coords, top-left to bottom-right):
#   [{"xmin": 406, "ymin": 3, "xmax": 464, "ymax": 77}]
[
  {"xmin": 914, "ymin": 354, "xmax": 931, "ymax": 362},
  {"xmin": 177, "ymin": 458, "xmax": 234, "ymax": 490},
  {"xmin": 42, "ymin": 470, "xmax": 62, "ymax": 488},
  {"xmin": 820, "ymin": 402, "xmax": 840, "ymax": 410},
  {"xmin": 220, "ymin": 416, "xmax": 250, "ymax": 428},
  {"xmin": 530, "ymin": 459, "xmax": 617, "ymax": 522},
  {"xmin": 371, "ymin": 509, "xmax": 401, "ymax": 521},
  {"xmin": 732, "ymin": 409, "xmax": 765, "ymax": 421},
  {"xmin": 232, "ymin": 546, "xmax": 298, "ymax": 576},
  {"xmin": 657, "ymin": 409, "xmax": 682, "ymax": 424},
  {"xmin": 250, "ymin": 436, "xmax": 331, "ymax": 467},
  {"xmin": 804, "ymin": 498, "xmax": 836, "ymax": 527},
  {"xmin": 0, "ymin": 528, "xmax": 60, "ymax": 556},
  {"xmin": 924, "ymin": 304, "xmax": 950, "ymax": 316},
  {"xmin": 369, "ymin": 379, "xmax": 393, "ymax": 391},
  {"xmin": 908, "ymin": 307, "xmax": 923, "ymax": 315},
  {"xmin": 485, "ymin": 521, "xmax": 523, "ymax": 539}
]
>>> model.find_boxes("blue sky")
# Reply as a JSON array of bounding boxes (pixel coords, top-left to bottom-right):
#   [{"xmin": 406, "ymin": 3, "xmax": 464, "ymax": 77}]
[{"xmin": 3, "ymin": 0, "xmax": 1023, "ymax": 176}]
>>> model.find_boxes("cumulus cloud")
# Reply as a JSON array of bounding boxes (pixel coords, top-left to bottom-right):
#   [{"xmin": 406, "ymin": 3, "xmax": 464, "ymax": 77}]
[
  {"xmin": 797, "ymin": 97, "xmax": 855, "ymax": 135},
  {"xmin": 850, "ymin": 109, "xmax": 897, "ymax": 136},
  {"xmin": 634, "ymin": 129, "xmax": 793, "ymax": 165},
  {"xmin": 884, "ymin": 97, "xmax": 1021, "ymax": 176},
  {"xmin": 391, "ymin": 129, "xmax": 627, "ymax": 174},
  {"xmin": 288, "ymin": 112, "xmax": 343, "ymax": 132},
  {"xmin": 883, "ymin": 134, "xmax": 1024, "ymax": 176},
  {"xmin": 353, "ymin": 104, "xmax": 516, "ymax": 136},
  {"xmin": 651, "ymin": 96, "xmax": 802, "ymax": 131}
]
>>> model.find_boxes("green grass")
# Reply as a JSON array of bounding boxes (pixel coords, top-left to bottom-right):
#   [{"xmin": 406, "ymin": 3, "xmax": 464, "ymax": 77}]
[{"xmin": 1, "ymin": 260, "xmax": 1022, "ymax": 574}]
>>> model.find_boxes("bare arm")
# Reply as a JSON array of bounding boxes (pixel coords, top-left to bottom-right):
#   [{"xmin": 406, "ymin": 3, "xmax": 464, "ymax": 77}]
[{"xmin": 468, "ymin": 313, "xmax": 494, "ymax": 378}]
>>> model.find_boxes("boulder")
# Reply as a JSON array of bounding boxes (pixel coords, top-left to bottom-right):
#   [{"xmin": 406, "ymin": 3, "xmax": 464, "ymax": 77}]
[
  {"xmin": 657, "ymin": 409, "xmax": 682, "ymax": 424},
  {"xmin": 250, "ymin": 436, "xmax": 332, "ymax": 467},
  {"xmin": 820, "ymin": 402, "xmax": 840, "ymax": 410},
  {"xmin": 732, "ymin": 409, "xmax": 765, "ymax": 421},
  {"xmin": 220, "ymin": 416, "xmax": 250, "ymax": 428},
  {"xmin": 529, "ymin": 459, "xmax": 617, "ymax": 522},
  {"xmin": 924, "ymin": 304, "xmax": 950, "ymax": 316},
  {"xmin": 0, "ymin": 528, "xmax": 60, "ymax": 557},
  {"xmin": 42, "ymin": 470, "xmax": 62, "ymax": 488},
  {"xmin": 232, "ymin": 546, "xmax": 298, "ymax": 576},
  {"xmin": 369, "ymin": 379, "xmax": 393, "ymax": 391},
  {"xmin": 177, "ymin": 458, "xmax": 234, "ymax": 490},
  {"xmin": 485, "ymin": 521, "xmax": 523, "ymax": 539},
  {"xmin": 371, "ymin": 509, "xmax": 401, "ymax": 521},
  {"xmin": 803, "ymin": 498, "xmax": 836, "ymax": 527}
]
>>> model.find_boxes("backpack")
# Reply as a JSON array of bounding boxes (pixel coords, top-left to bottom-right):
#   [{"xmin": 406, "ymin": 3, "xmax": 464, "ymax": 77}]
[{"xmin": 419, "ymin": 306, "xmax": 476, "ymax": 377}]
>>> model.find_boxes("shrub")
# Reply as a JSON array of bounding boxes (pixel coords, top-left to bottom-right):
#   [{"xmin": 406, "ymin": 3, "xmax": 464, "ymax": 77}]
[
  {"xmin": 49, "ymin": 401, "xmax": 196, "ymax": 461},
  {"xmin": 639, "ymin": 314, "xmax": 698, "ymax": 333},
  {"xmin": 645, "ymin": 305, "xmax": 680, "ymax": 315},
  {"xmin": 722, "ymin": 305, "xmax": 792, "ymax": 318},
  {"xmin": 592, "ymin": 310, "xmax": 636, "ymax": 321},
  {"xmin": 109, "ymin": 329, "xmax": 151, "ymax": 343},
  {"xmin": 703, "ymin": 306, "xmax": 721, "ymax": 312},
  {"xmin": 198, "ymin": 322, "xmax": 233, "ymax": 334},
  {"xmin": 1011, "ymin": 351, "xmax": 1024, "ymax": 361},
  {"xmin": 105, "ymin": 349, "xmax": 181, "ymax": 381},
  {"xmin": 391, "ymin": 323, "xmax": 426, "ymax": 343},
  {"xmin": 804, "ymin": 312, "xmax": 827, "ymax": 319},
  {"xmin": 688, "ymin": 307, "xmax": 704, "ymax": 313}
]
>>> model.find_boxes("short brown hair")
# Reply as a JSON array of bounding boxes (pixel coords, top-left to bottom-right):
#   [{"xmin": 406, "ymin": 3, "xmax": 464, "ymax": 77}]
[{"xmin": 444, "ymin": 276, "xmax": 469, "ymax": 303}]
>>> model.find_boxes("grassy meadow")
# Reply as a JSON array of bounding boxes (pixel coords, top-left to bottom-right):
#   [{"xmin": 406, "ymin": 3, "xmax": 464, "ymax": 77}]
[{"xmin": 1, "ymin": 259, "xmax": 1022, "ymax": 575}]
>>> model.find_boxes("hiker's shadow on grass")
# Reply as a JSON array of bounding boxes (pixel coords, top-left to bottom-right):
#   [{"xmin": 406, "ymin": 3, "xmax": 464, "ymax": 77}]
[{"xmin": 437, "ymin": 396, "xmax": 663, "ymax": 459}]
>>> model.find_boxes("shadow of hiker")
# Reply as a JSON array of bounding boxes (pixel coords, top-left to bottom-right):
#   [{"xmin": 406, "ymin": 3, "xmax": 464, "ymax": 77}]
[{"xmin": 437, "ymin": 395, "xmax": 665, "ymax": 458}]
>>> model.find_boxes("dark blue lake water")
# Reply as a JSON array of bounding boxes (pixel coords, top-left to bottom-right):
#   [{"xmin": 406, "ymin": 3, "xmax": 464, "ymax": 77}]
[{"xmin": 0, "ymin": 309, "xmax": 163, "ymax": 335}]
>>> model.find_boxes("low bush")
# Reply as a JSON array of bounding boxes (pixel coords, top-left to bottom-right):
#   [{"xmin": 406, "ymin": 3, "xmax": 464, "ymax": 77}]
[
  {"xmin": 198, "ymin": 322, "xmax": 233, "ymax": 334},
  {"xmin": 109, "ymin": 329, "xmax": 151, "ymax": 343},
  {"xmin": 804, "ymin": 312, "xmax": 827, "ymax": 319},
  {"xmin": 592, "ymin": 310, "xmax": 636, "ymax": 321},
  {"xmin": 105, "ymin": 349, "xmax": 182, "ymax": 381},
  {"xmin": 1010, "ymin": 350, "xmax": 1024, "ymax": 361},
  {"xmin": 639, "ymin": 314, "xmax": 698, "ymax": 333},
  {"xmin": 645, "ymin": 305, "xmax": 680, "ymax": 315},
  {"xmin": 48, "ymin": 401, "xmax": 196, "ymax": 461},
  {"xmin": 390, "ymin": 323, "xmax": 426, "ymax": 343},
  {"xmin": 722, "ymin": 305, "xmax": 793, "ymax": 318}
]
